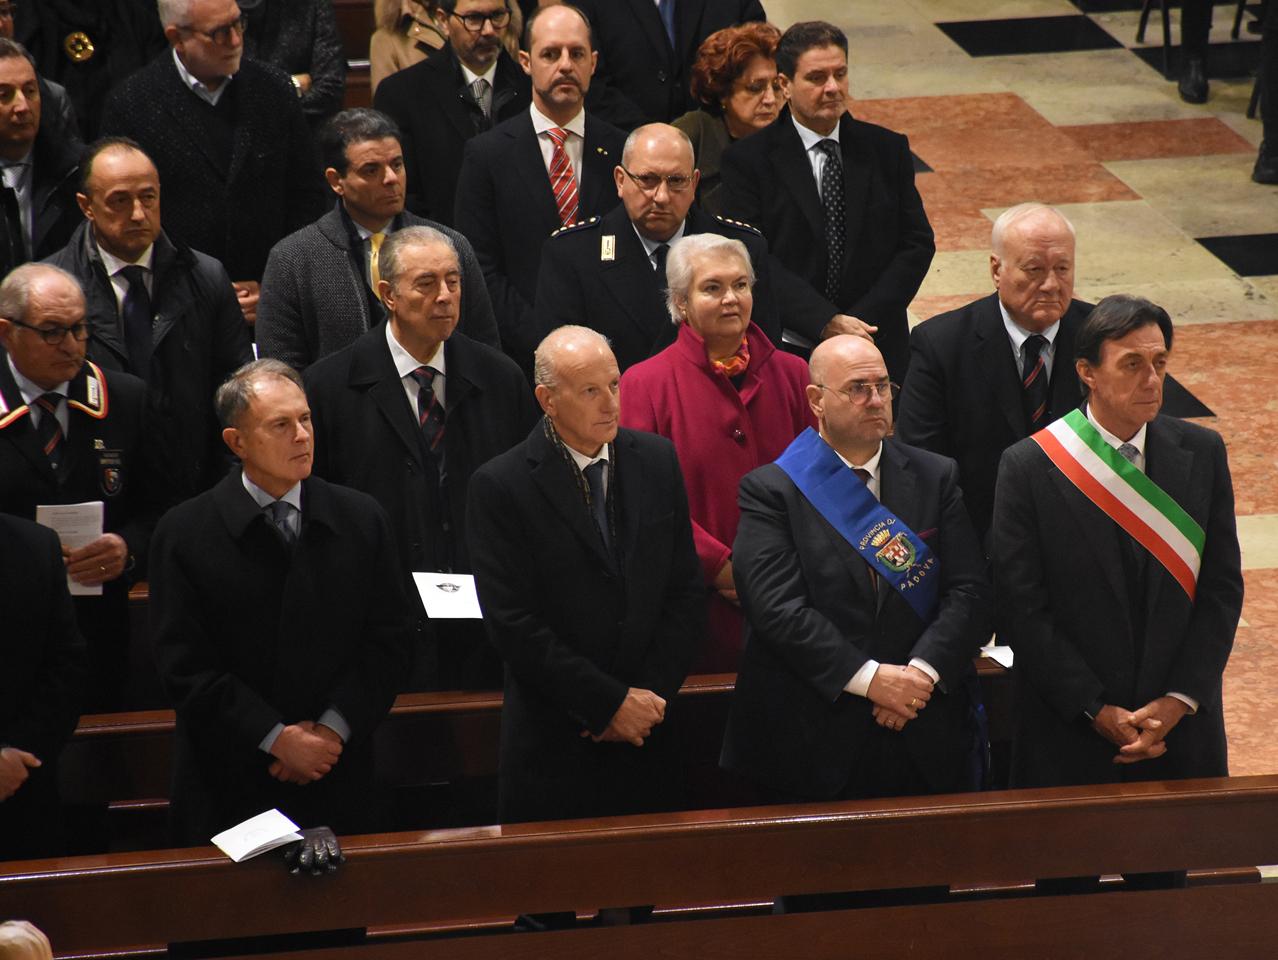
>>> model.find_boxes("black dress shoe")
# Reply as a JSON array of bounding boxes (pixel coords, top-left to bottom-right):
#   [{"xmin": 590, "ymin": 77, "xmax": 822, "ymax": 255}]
[
  {"xmin": 1254, "ymin": 143, "xmax": 1278, "ymax": 185},
  {"xmin": 1178, "ymin": 56, "xmax": 1208, "ymax": 103}
]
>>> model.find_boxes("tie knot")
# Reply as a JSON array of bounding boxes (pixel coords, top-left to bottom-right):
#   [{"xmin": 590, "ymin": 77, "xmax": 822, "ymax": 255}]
[
  {"xmin": 470, "ymin": 77, "xmax": 490, "ymax": 97},
  {"xmin": 817, "ymin": 138, "xmax": 840, "ymax": 160},
  {"xmin": 369, "ymin": 231, "xmax": 385, "ymax": 252},
  {"xmin": 118, "ymin": 264, "xmax": 148, "ymax": 287},
  {"xmin": 410, "ymin": 365, "xmax": 437, "ymax": 390},
  {"xmin": 547, "ymin": 126, "xmax": 570, "ymax": 149},
  {"xmin": 1024, "ymin": 334, "xmax": 1048, "ymax": 357},
  {"xmin": 1118, "ymin": 442, "xmax": 1140, "ymax": 465},
  {"xmin": 269, "ymin": 499, "xmax": 294, "ymax": 521},
  {"xmin": 853, "ymin": 467, "xmax": 872, "ymax": 485},
  {"xmin": 35, "ymin": 392, "xmax": 62, "ymax": 414},
  {"xmin": 652, "ymin": 242, "xmax": 669, "ymax": 272}
]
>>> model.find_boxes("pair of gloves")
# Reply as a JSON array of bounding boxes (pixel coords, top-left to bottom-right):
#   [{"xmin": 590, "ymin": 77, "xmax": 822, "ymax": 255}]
[{"xmin": 282, "ymin": 826, "xmax": 345, "ymax": 875}]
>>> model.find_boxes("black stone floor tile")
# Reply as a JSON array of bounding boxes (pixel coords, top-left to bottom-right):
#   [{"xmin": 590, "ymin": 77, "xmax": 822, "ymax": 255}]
[
  {"xmin": 1071, "ymin": 0, "xmax": 1144, "ymax": 12},
  {"xmin": 1130, "ymin": 38, "xmax": 1262, "ymax": 79},
  {"xmin": 1196, "ymin": 233, "xmax": 1278, "ymax": 277},
  {"xmin": 936, "ymin": 15, "xmax": 1124, "ymax": 57},
  {"xmin": 1164, "ymin": 375, "xmax": 1214, "ymax": 419},
  {"xmin": 912, "ymin": 151, "xmax": 932, "ymax": 174}
]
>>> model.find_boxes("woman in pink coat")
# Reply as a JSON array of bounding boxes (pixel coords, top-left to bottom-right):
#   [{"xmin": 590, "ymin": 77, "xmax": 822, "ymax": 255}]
[{"xmin": 620, "ymin": 234, "xmax": 814, "ymax": 672}]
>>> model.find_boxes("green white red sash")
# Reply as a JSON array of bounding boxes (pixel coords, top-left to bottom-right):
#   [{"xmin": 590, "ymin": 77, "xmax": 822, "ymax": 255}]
[{"xmin": 1032, "ymin": 409, "xmax": 1205, "ymax": 601}]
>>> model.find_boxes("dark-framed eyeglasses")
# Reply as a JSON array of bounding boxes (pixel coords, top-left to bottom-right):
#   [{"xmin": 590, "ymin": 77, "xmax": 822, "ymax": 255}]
[
  {"xmin": 618, "ymin": 165, "xmax": 695, "ymax": 194},
  {"xmin": 8, "ymin": 319, "xmax": 93, "ymax": 344},
  {"xmin": 181, "ymin": 14, "xmax": 247, "ymax": 45},
  {"xmin": 818, "ymin": 380, "xmax": 899, "ymax": 405},
  {"xmin": 450, "ymin": 7, "xmax": 510, "ymax": 32}
]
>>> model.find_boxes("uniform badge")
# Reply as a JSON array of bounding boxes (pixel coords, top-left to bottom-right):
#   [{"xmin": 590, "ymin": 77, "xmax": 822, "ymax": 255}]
[
  {"xmin": 64, "ymin": 31, "xmax": 95, "ymax": 62},
  {"xmin": 872, "ymin": 529, "xmax": 916, "ymax": 573},
  {"xmin": 98, "ymin": 449, "xmax": 124, "ymax": 497},
  {"xmin": 601, "ymin": 235, "xmax": 616, "ymax": 262},
  {"xmin": 87, "ymin": 376, "xmax": 101, "ymax": 408}
]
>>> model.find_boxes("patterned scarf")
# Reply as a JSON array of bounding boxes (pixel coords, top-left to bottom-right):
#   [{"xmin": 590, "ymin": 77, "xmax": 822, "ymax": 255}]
[
  {"xmin": 542, "ymin": 416, "xmax": 620, "ymax": 559},
  {"xmin": 710, "ymin": 335, "xmax": 750, "ymax": 379}
]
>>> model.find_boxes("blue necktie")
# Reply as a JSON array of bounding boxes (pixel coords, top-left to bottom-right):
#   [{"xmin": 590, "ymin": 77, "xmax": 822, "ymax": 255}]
[
  {"xmin": 584, "ymin": 459, "xmax": 611, "ymax": 553},
  {"xmin": 119, "ymin": 265, "xmax": 153, "ymax": 377},
  {"xmin": 657, "ymin": 0, "xmax": 677, "ymax": 50}
]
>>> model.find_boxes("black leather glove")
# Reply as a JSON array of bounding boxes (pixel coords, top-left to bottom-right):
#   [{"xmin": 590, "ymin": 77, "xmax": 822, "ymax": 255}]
[{"xmin": 282, "ymin": 826, "xmax": 344, "ymax": 875}]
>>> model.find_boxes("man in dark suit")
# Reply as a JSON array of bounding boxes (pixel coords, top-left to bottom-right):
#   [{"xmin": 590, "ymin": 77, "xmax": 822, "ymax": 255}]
[
  {"xmin": 151, "ymin": 358, "xmax": 411, "ymax": 844},
  {"xmin": 467, "ymin": 325, "xmax": 704, "ymax": 825},
  {"xmin": 258, "ymin": 108, "xmax": 498, "ymax": 372},
  {"xmin": 535, "ymin": 122, "xmax": 848, "ymax": 370},
  {"xmin": 0, "ymin": 40, "xmax": 82, "ymax": 279},
  {"xmin": 0, "ymin": 513, "xmax": 84, "ymax": 861},
  {"xmin": 720, "ymin": 21, "xmax": 934, "ymax": 385},
  {"xmin": 454, "ymin": 3, "xmax": 626, "ymax": 375},
  {"xmin": 0, "ymin": 263, "xmax": 158, "ymax": 710},
  {"xmin": 98, "ymin": 0, "xmax": 327, "ymax": 325},
  {"xmin": 306, "ymin": 226, "xmax": 537, "ymax": 690},
  {"xmin": 994, "ymin": 295, "xmax": 1242, "ymax": 793},
  {"xmin": 47, "ymin": 138, "xmax": 252, "ymax": 500},
  {"xmin": 897, "ymin": 204, "xmax": 1085, "ymax": 543},
  {"xmin": 722, "ymin": 334, "xmax": 990, "ymax": 806},
  {"xmin": 373, "ymin": 0, "xmax": 531, "ymax": 225},
  {"xmin": 575, "ymin": 0, "xmax": 766, "ymax": 129}
]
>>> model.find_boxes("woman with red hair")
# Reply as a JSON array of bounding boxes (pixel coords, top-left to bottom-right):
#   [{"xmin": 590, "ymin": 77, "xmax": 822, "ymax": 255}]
[{"xmin": 673, "ymin": 22, "xmax": 783, "ymax": 216}]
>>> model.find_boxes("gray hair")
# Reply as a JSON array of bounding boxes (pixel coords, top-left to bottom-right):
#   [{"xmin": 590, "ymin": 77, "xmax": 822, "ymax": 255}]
[
  {"xmin": 379, "ymin": 225, "xmax": 459, "ymax": 289},
  {"xmin": 534, "ymin": 325, "xmax": 611, "ymax": 389},
  {"xmin": 990, "ymin": 202, "xmax": 1075, "ymax": 257},
  {"xmin": 664, "ymin": 233, "xmax": 755, "ymax": 323},
  {"xmin": 215, "ymin": 358, "xmax": 305, "ymax": 429},
  {"xmin": 0, "ymin": 263, "xmax": 84, "ymax": 324},
  {"xmin": 0, "ymin": 38, "xmax": 36, "ymax": 68},
  {"xmin": 157, "ymin": 0, "xmax": 194, "ymax": 28},
  {"xmin": 621, "ymin": 123, "xmax": 694, "ymax": 168}
]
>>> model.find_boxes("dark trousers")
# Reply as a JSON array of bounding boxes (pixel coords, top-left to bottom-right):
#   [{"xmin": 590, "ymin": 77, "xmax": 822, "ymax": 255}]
[{"xmin": 1182, "ymin": 0, "xmax": 1214, "ymax": 59}]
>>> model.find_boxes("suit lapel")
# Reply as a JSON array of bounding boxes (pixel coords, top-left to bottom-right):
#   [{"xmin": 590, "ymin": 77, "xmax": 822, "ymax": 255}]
[
  {"xmin": 624, "ymin": 0, "xmax": 675, "ymax": 61},
  {"xmin": 433, "ymin": 50, "xmax": 480, "ymax": 142},
  {"xmin": 616, "ymin": 431, "xmax": 643, "ymax": 575},
  {"xmin": 510, "ymin": 117, "xmax": 561, "ymax": 229},
  {"xmin": 0, "ymin": 360, "xmax": 54, "ymax": 483},
  {"xmin": 769, "ymin": 112, "xmax": 824, "ymax": 237},
  {"xmin": 160, "ymin": 61, "xmax": 232, "ymax": 179},
  {"xmin": 1046, "ymin": 456, "xmax": 1128, "ymax": 612},
  {"xmin": 676, "ymin": 0, "xmax": 708, "ymax": 67},
  {"xmin": 581, "ymin": 116, "xmax": 619, "ymax": 217},
  {"xmin": 838, "ymin": 118, "xmax": 871, "ymax": 273},
  {"xmin": 1047, "ymin": 301, "xmax": 1086, "ymax": 418},
  {"xmin": 602, "ymin": 211, "xmax": 669, "ymax": 343},
  {"xmin": 528, "ymin": 427, "xmax": 615, "ymax": 567},
  {"xmin": 350, "ymin": 331, "xmax": 427, "ymax": 468},
  {"xmin": 877, "ymin": 442, "xmax": 918, "ymax": 612},
  {"xmin": 1142, "ymin": 417, "xmax": 1195, "ymax": 629},
  {"xmin": 973, "ymin": 294, "xmax": 1027, "ymax": 438}
]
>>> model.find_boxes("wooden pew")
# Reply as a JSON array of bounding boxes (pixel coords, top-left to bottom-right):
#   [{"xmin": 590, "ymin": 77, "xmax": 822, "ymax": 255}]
[{"xmin": 5, "ymin": 776, "xmax": 1277, "ymax": 959}]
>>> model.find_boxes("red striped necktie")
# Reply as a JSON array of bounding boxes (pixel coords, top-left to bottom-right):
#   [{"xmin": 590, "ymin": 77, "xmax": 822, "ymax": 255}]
[
  {"xmin": 546, "ymin": 126, "xmax": 580, "ymax": 227},
  {"xmin": 1022, "ymin": 334, "xmax": 1049, "ymax": 431}
]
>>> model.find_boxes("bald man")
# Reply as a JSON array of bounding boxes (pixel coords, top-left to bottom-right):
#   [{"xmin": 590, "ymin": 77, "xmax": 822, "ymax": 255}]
[
  {"xmin": 897, "ymin": 203, "xmax": 1089, "ymax": 544},
  {"xmin": 466, "ymin": 325, "xmax": 704, "ymax": 825},
  {"xmin": 535, "ymin": 122, "xmax": 846, "ymax": 371},
  {"xmin": 722, "ymin": 335, "xmax": 990, "ymax": 806}
]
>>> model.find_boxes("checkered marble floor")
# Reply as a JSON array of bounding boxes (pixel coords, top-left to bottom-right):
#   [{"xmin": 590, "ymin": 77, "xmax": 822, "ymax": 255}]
[{"xmin": 769, "ymin": 0, "xmax": 1277, "ymax": 774}]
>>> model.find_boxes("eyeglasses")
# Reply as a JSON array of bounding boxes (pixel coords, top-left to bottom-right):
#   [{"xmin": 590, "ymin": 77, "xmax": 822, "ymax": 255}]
[
  {"xmin": 181, "ymin": 14, "xmax": 247, "ymax": 45},
  {"xmin": 450, "ymin": 8, "xmax": 510, "ymax": 32},
  {"xmin": 8, "ymin": 319, "xmax": 92, "ymax": 344},
  {"xmin": 618, "ymin": 165, "xmax": 695, "ymax": 194},
  {"xmin": 818, "ymin": 381, "xmax": 899, "ymax": 405},
  {"xmin": 736, "ymin": 77, "xmax": 783, "ymax": 96}
]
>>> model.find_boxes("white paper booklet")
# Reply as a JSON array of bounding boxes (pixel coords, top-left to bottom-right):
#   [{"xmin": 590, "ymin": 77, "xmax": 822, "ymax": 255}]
[
  {"xmin": 35, "ymin": 500, "xmax": 104, "ymax": 597},
  {"xmin": 211, "ymin": 809, "xmax": 303, "ymax": 863}
]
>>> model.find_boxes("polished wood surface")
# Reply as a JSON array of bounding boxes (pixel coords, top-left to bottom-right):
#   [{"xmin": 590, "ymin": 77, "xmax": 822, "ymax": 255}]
[{"xmin": 4, "ymin": 776, "xmax": 1276, "ymax": 957}]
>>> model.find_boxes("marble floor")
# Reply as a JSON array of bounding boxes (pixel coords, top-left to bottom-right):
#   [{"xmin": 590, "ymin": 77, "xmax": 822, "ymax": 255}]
[{"xmin": 767, "ymin": 0, "xmax": 1277, "ymax": 774}]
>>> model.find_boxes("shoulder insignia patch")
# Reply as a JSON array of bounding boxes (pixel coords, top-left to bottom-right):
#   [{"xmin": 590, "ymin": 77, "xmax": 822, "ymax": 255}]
[
  {"xmin": 550, "ymin": 216, "xmax": 601, "ymax": 239},
  {"xmin": 714, "ymin": 215, "xmax": 763, "ymax": 237}
]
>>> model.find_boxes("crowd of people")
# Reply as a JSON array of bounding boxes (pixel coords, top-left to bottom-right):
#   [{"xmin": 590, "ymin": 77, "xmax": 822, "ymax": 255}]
[{"xmin": 0, "ymin": 0, "xmax": 1251, "ymax": 914}]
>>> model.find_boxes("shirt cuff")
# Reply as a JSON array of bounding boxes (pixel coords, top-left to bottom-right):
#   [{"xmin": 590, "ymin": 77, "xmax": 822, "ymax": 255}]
[
  {"xmin": 844, "ymin": 659, "xmax": 880, "ymax": 698},
  {"xmin": 908, "ymin": 658, "xmax": 939, "ymax": 684},
  {"xmin": 1167, "ymin": 692, "xmax": 1198, "ymax": 715},
  {"xmin": 259, "ymin": 722, "xmax": 285, "ymax": 754},
  {"xmin": 318, "ymin": 707, "xmax": 350, "ymax": 743}
]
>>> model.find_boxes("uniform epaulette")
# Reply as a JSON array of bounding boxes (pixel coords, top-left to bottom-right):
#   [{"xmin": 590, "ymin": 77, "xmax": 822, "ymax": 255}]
[
  {"xmin": 549, "ymin": 216, "xmax": 601, "ymax": 239},
  {"xmin": 715, "ymin": 215, "xmax": 763, "ymax": 237}
]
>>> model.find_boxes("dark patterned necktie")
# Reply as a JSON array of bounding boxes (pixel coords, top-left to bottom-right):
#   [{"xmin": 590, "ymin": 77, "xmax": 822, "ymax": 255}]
[
  {"xmin": 34, "ymin": 392, "xmax": 64, "ymax": 471},
  {"xmin": 267, "ymin": 500, "xmax": 298, "ymax": 546},
  {"xmin": 470, "ymin": 77, "xmax": 492, "ymax": 119},
  {"xmin": 410, "ymin": 366, "xmax": 446, "ymax": 452},
  {"xmin": 1021, "ymin": 334, "xmax": 1049, "ymax": 432},
  {"xmin": 817, "ymin": 139, "xmax": 844, "ymax": 303},
  {"xmin": 583, "ymin": 459, "xmax": 611, "ymax": 552},
  {"xmin": 119, "ymin": 265, "xmax": 153, "ymax": 377},
  {"xmin": 854, "ymin": 467, "xmax": 878, "ymax": 590}
]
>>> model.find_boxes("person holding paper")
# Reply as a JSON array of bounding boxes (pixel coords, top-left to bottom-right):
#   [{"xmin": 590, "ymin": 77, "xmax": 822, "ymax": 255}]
[
  {"xmin": 721, "ymin": 335, "xmax": 991, "ymax": 805},
  {"xmin": 150, "ymin": 358, "xmax": 411, "ymax": 845},
  {"xmin": 0, "ymin": 262, "xmax": 156, "ymax": 711},
  {"xmin": 993, "ymin": 296, "xmax": 1243, "ymax": 791},
  {"xmin": 0, "ymin": 513, "xmax": 85, "ymax": 860},
  {"xmin": 305, "ymin": 225, "xmax": 537, "ymax": 690},
  {"xmin": 467, "ymin": 325, "xmax": 705, "ymax": 829}
]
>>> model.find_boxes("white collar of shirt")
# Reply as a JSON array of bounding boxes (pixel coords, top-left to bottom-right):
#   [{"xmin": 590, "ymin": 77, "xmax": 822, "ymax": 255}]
[
  {"xmin": 1085, "ymin": 403, "xmax": 1146, "ymax": 467},
  {"xmin": 793, "ymin": 113, "xmax": 841, "ymax": 185},
  {"xmin": 530, "ymin": 102, "xmax": 586, "ymax": 180},
  {"xmin": 460, "ymin": 60, "xmax": 498, "ymax": 88},
  {"xmin": 530, "ymin": 102, "xmax": 585, "ymax": 139},
  {"xmin": 565, "ymin": 440, "xmax": 611, "ymax": 497},
  {"xmin": 0, "ymin": 149, "xmax": 32, "ymax": 181},
  {"xmin": 833, "ymin": 441, "xmax": 883, "ymax": 499},
  {"xmin": 98, "ymin": 242, "xmax": 155, "ymax": 276},
  {"xmin": 998, "ymin": 297, "xmax": 1060, "ymax": 375},
  {"xmin": 634, "ymin": 220, "xmax": 687, "ymax": 265},
  {"xmin": 172, "ymin": 47, "xmax": 233, "ymax": 106},
  {"xmin": 8, "ymin": 355, "xmax": 69, "ymax": 434},
  {"xmin": 241, "ymin": 472, "xmax": 303, "ymax": 513},
  {"xmin": 386, "ymin": 321, "xmax": 447, "ymax": 411},
  {"xmin": 350, "ymin": 216, "xmax": 393, "ymax": 241}
]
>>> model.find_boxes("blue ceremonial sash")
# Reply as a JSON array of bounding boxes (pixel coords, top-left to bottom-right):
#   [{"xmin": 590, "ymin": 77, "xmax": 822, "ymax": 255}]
[{"xmin": 774, "ymin": 428, "xmax": 939, "ymax": 622}]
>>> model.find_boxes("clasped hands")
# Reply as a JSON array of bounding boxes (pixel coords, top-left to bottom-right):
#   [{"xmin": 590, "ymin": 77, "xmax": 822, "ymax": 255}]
[
  {"xmin": 581, "ymin": 687, "xmax": 666, "ymax": 748},
  {"xmin": 868, "ymin": 664, "xmax": 934, "ymax": 733},
  {"xmin": 268, "ymin": 720, "xmax": 342, "ymax": 784},
  {"xmin": 1091, "ymin": 696, "xmax": 1189, "ymax": 764}
]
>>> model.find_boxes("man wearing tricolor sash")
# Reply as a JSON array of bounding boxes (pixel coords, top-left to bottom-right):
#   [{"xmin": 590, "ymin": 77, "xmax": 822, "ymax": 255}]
[
  {"xmin": 994, "ymin": 295, "xmax": 1243, "ymax": 791},
  {"xmin": 722, "ymin": 335, "xmax": 991, "ymax": 804}
]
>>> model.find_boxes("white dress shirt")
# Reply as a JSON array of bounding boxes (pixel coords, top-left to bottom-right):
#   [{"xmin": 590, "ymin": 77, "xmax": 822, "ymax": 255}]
[
  {"xmin": 633, "ymin": 220, "xmax": 687, "ymax": 271},
  {"xmin": 98, "ymin": 242, "xmax": 156, "ymax": 314},
  {"xmin": 386, "ymin": 321, "xmax": 446, "ymax": 414},
  {"xmin": 792, "ymin": 113, "xmax": 842, "ymax": 191},
  {"xmin": 172, "ymin": 47, "xmax": 233, "ymax": 106},
  {"xmin": 1, "ymin": 150, "xmax": 33, "ymax": 256},
  {"xmin": 565, "ymin": 439, "xmax": 610, "ymax": 497},
  {"xmin": 8, "ymin": 355, "xmax": 69, "ymax": 435},
  {"xmin": 999, "ymin": 298, "xmax": 1061, "ymax": 383},
  {"xmin": 530, "ymin": 102, "xmax": 586, "ymax": 181}
]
